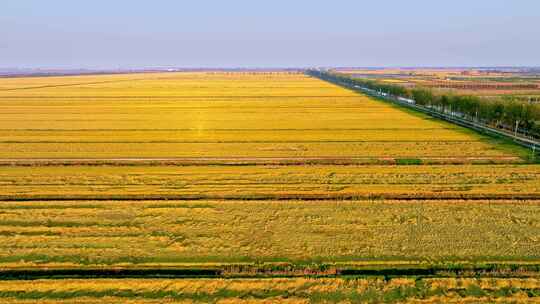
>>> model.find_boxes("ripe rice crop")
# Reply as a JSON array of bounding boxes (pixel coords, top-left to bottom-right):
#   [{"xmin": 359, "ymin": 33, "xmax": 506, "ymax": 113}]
[
  {"xmin": 0, "ymin": 164, "xmax": 538, "ymax": 200},
  {"xmin": 0, "ymin": 72, "xmax": 539, "ymax": 300},
  {"xmin": 0, "ymin": 277, "xmax": 539, "ymax": 303},
  {"xmin": 0, "ymin": 199, "xmax": 538, "ymax": 268},
  {"xmin": 0, "ymin": 72, "xmax": 524, "ymax": 162}
]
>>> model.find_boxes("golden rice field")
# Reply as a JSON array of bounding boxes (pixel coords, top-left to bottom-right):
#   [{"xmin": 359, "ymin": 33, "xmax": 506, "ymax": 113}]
[
  {"xmin": 0, "ymin": 72, "xmax": 524, "ymax": 163},
  {"xmin": 1, "ymin": 72, "xmax": 539, "ymax": 302},
  {"xmin": 0, "ymin": 164, "xmax": 538, "ymax": 200},
  {"xmin": 1, "ymin": 277, "xmax": 539, "ymax": 303},
  {"xmin": 0, "ymin": 200, "xmax": 539, "ymax": 268}
]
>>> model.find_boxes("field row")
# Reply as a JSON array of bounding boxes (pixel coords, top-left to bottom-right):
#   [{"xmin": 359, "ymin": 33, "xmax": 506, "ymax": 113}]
[
  {"xmin": 0, "ymin": 72, "xmax": 350, "ymax": 97},
  {"xmin": 0, "ymin": 199, "xmax": 538, "ymax": 268},
  {"xmin": 0, "ymin": 165, "xmax": 538, "ymax": 200},
  {"xmin": 0, "ymin": 141, "xmax": 518, "ymax": 161},
  {"xmin": 0, "ymin": 129, "xmax": 480, "ymax": 142},
  {"xmin": 0, "ymin": 277, "xmax": 539, "ymax": 303}
]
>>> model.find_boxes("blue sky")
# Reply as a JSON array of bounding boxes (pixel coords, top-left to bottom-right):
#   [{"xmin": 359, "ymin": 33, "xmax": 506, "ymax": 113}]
[{"xmin": 1, "ymin": 0, "xmax": 538, "ymax": 68}]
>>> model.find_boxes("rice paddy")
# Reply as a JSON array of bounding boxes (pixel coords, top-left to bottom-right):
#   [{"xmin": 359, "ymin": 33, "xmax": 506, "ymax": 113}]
[
  {"xmin": 1, "ymin": 277, "xmax": 539, "ymax": 303},
  {"xmin": 1, "ymin": 72, "xmax": 539, "ymax": 302},
  {"xmin": 0, "ymin": 199, "xmax": 539, "ymax": 269},
  {"xmin": 0, "ymin": 72, "xmax": 524, "ymax": 163},
  {"xmin": 0, "ymin": 164, "xmax": 538, "ymax": 200}
]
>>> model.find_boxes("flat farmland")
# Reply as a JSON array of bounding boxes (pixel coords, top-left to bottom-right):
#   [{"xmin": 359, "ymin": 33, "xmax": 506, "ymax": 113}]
[
  {"xmin": 0, "ymin": 200, "xmax": 539, "ymax": 269},
  {"xmin": 1, "ymin": 72, "xmax": 540, "ymax": 302},
  {"xmin": 0, "ymin": 72, "xmax": 524, "ymax": 163},
  {"xmin": 0, "ymin": 164, "xmax": 539, "ymax": 200}
]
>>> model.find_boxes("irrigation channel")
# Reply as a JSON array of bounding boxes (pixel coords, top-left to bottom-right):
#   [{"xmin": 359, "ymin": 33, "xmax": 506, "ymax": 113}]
[
  {"xmin": 308, "ymin": 71, "xmax": 540, "ymax": 158},
  {"xmin": 2, "ymin": 264, "xmax": 540, "ymax": 280}
]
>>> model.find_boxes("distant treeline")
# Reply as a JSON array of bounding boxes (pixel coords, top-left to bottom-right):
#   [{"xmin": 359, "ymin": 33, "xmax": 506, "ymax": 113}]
[{"xmin": 308, "ymin": 70, "xmax": 540, "ymax": 139}]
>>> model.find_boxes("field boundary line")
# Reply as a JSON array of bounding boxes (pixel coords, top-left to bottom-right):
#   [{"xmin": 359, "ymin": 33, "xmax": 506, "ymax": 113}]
[
  {"xmin": 0, "ymin": 262, "xmax": 540, "ymax": 280},
  {"xmin": 1, "ymin": 194, "xmax": 539, "ymax": 201},
  {"xmin": 0, "ymin": 156, "xmax": 523, "ymax": 166}
]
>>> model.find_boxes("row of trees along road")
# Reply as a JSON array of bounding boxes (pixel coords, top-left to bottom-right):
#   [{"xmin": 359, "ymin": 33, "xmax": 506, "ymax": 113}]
[{"xmin": 308, "ymin": 70, "xmax": 540, "ymax": 140}]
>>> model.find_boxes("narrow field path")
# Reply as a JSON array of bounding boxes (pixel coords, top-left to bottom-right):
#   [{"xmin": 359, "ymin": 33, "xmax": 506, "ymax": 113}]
[{"xmin": 0, "ymin": 156, "xmax": 524, "ymax": 166}]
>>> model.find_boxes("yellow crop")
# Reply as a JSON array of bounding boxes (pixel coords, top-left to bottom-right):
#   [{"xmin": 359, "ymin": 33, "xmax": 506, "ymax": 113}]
[
  {"xmin": 0, "ymin": 277, "xmax": 539, "ymax": 303},
  {"xmin": 0, "ymin": 199, "xmax": 538, "ymax": 268},
  {"xmin": 0, "ymin": 164, "xmax": 538, "ymax": 199},
  {"xmin": 0, "ymin": 72, "xmax": 522, "ymax": 162},
  {"xmin": 0, "ymin": 72, "xmax": 538, "ymax": 299}
]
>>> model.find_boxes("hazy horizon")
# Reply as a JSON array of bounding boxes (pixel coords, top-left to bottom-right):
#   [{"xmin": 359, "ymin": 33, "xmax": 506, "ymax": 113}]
[{"xmin": 2, "ymin": 0, "xmax": 539, "ymax": 69}]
